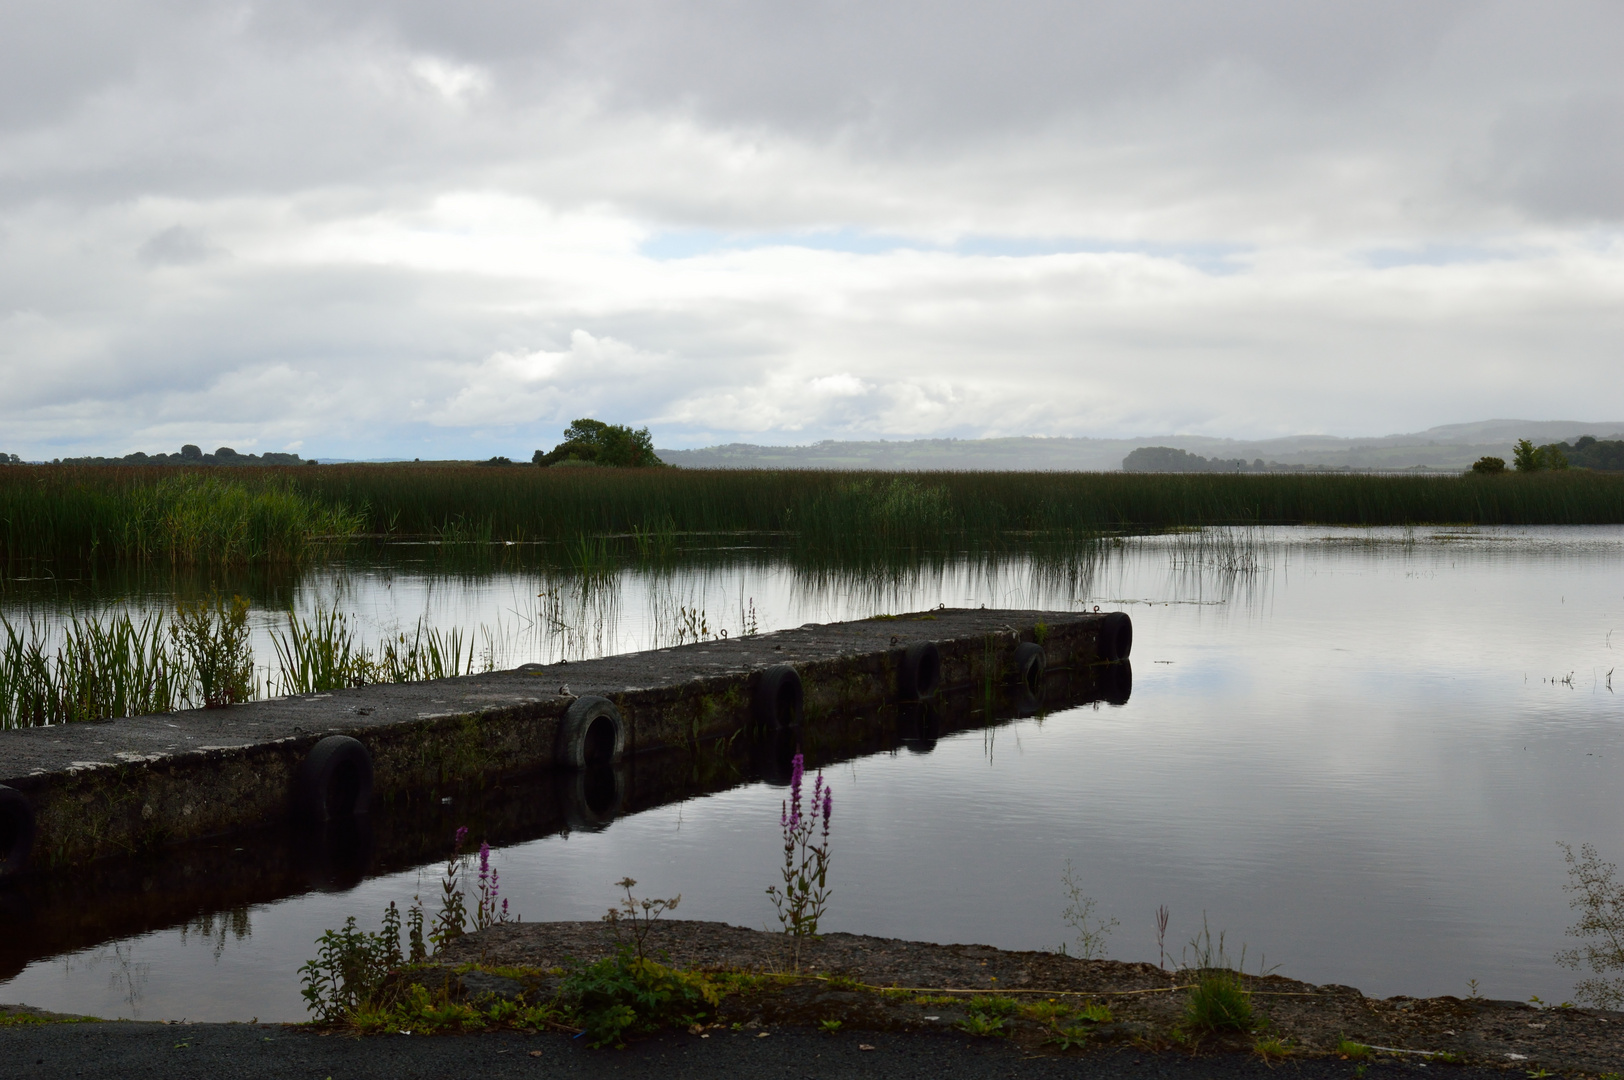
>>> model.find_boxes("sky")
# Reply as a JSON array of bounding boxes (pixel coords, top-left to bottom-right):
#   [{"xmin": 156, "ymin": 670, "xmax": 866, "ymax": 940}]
[{"xmin": 3, "ymin": 0, "xmax": 1623, "ymax": 460}]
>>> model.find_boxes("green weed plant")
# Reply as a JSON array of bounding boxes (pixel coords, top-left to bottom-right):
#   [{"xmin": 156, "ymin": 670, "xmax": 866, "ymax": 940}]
[{"xmin": 559, "ymin": 949, "xmax": 720, "ymax": 1048}]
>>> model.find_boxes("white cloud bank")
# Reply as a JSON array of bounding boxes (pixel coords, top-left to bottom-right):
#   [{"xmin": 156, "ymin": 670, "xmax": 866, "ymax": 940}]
[{"xmin": 2, "ymin": 1, "xmax": 1623, "ymax": 458}]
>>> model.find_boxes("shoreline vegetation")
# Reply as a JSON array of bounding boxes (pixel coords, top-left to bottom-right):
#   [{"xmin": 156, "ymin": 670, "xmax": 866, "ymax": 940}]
[
  {"xmin": 6, "ymin": 465, "xmax": 1624, "ymax": 569},
  {"xmin": 281, "ymin": 917, "xmax": 1624, "ymax": 1073}
]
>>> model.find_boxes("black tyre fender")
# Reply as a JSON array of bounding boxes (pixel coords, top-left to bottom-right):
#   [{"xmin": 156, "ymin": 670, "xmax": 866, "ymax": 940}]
[
  {"xmin": 1099, "ymin": 611, "xmax": 1133, "ymax": 661},
  {"xmin": 1012, "ymin": 642, "xmax": 1047, "ymax": 696},
  {"xmin": 754, "ymin": 664, "xmax": 803, "ymax": 730},
  {"xmin": 293, "ymin": 736, "xmax": 375, "ymax": 823},
  {"xmin": 0, "ymin": 786, "xmax": 35, "ymax": 877},
  {"xmin": 896, "ymin": 641, "xmax": 942, "ymax": 701},
  {"xmin": 557, "ymin": 695, "xmax": 627, "ymax": 769}
]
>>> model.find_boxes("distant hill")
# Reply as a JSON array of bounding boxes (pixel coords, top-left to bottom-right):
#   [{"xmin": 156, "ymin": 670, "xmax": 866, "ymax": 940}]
[{"xmin": 657, "ymin": 421, "xmax": 1624, "ymax": 472}]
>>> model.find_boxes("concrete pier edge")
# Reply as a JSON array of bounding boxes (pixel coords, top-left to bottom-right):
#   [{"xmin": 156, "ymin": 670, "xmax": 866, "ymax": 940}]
[{"xmin": 0, "ymin": 608, "xmax": 1129, "ymax": 872}]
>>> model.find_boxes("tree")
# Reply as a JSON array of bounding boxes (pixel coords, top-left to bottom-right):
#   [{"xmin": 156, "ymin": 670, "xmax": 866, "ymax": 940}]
[
  {"xmin": 1471, "ymin": 456, "xmax": 1506, "ymax": 475},
  {"xmin": 533, "ymin": 419, "xmax": 663, "ymax": 468},
  {"xmin": 1513, "ymin": 438, "xmax": 1542, "ymax": 472}
]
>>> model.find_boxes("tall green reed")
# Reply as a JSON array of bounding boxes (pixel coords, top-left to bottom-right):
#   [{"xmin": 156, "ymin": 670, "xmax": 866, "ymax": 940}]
[
  {"xmin": 2, "ymin": 611, "xmax": 187, "ymax": 728},
  {"xmin": 267, "ymin": 608, "xmax": 478, "ymax": 695},
  {"xmin": 1, "ymin": 599, "xmax": 480, "ymax": 726},
  {"xmin": 0, "ymin": 468, "xmax": 363, "ymax": 567}
]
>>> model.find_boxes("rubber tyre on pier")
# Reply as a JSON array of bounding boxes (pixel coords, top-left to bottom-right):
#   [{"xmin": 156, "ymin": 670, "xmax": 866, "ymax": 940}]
[
  {"xmin": 754, "ymin": 665, "xmax": 804, "ymax": 730},
  {"xmin": 557, "ymin": 695, "xmax": 627, "ymax": 769},
  {"xmin": 1099, "ymin": 611, "xmax": 1133, "ymax": 661},
  {"xmin": 1012, "ymin": 642, "xmax": 1047, "ymax": 697},
  {"xmin": 0, "ymin": 785, "xmax": 35, "ymax": 876},
  {"xmin": 897, "ymin": 641, "xmax": 942, "ymax": 701},
  {"xmin": 293, "ymin": 736, "xmax": 375, "ymax": 823}
]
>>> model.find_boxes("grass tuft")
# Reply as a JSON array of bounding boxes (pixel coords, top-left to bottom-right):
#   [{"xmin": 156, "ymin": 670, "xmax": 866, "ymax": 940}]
[{"xmin": 1184, "ymin": 971, "xmax": 1253, "ymax": 1033}]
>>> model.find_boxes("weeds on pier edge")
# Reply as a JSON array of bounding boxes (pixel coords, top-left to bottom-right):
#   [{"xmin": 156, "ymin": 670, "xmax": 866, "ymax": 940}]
[{"xmin": 765, "ymin": 753, "xmax": 834, "ymax": 971}]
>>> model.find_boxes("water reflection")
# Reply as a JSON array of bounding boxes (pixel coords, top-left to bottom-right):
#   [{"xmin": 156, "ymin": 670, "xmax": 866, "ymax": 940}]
[{"xmin": 179, "ymin": 907, "xmax": 251, "ymax": 963}]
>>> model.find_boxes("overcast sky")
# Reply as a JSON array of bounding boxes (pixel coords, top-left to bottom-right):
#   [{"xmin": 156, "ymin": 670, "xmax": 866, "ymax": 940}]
[{"xmin": 3, "ymin": 1, "xmax": 1623, "ymax": 459}]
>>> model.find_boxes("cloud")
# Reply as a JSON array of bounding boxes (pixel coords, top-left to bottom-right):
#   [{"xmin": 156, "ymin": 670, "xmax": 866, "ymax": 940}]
[
  {"xmin": 433, "ymin": 331, "xmax": 672, "ymax": 429},
  {"xmin": 3, "ymin": 2, "xmax": 1624, "ymax": 457},
  {"xmin": 137, "ymin": 225, "xmax": 218, "ymax": 266}
]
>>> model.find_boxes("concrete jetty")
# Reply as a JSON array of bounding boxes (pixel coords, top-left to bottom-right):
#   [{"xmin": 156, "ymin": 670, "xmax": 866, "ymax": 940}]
[{"xmin": 0, "ymin": 608, "xmax": 1131, "ymax": 875}]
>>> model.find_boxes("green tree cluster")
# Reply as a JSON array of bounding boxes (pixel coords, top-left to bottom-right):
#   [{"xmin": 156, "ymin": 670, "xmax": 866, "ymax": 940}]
[
  {"xmin": 533, "ymin": 419, "xmax": 663, "ymax": 468},
  {"xmin": 1531, "ymin": 435, "xmax": 1624, "ymax": 471},
  {"xmin": 1514, "ymin": 438, "xmax": 1571, "ymax": 472}
]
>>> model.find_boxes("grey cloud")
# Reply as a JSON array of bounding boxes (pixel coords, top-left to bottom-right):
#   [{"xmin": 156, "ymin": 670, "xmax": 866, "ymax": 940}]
[
  {"xmin": 137, "ymin": 225, "xmax": 217, "ymax": 266},
  {"xmin": 2, "ymin": 2, "xmax": 1621, "ymax": 231},
  {"xmin": 1484, "ymin": 93, "xmax": 1624, "ymax": 222}
]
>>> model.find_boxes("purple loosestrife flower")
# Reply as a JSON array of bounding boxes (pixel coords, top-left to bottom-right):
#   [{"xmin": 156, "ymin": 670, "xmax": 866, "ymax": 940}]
[
  {"xmin": 788, "ymin": 753, "xmax": 805, "ymax": 827},
  {"xmin": 822, "ymin": 788, "xmax": 832, "ymax": 837},
  {"xmin": 479, "ymin": 841, "xmax": 491, "ymax": 886},
  {"xmin": 454, "ymin": 825, "xmax": 469, "ymax": 851}
]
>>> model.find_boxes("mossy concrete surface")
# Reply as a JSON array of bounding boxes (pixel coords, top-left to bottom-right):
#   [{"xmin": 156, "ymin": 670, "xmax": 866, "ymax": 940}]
[{"xmin": 0, "ymin": 608, "xmax": 1125, "ymax": 871}]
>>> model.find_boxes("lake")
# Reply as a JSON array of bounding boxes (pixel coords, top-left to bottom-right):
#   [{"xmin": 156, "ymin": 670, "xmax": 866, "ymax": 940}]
[{"xmin": 2, "ymin": 525, "xmax": 1621, "ymax": 1020}]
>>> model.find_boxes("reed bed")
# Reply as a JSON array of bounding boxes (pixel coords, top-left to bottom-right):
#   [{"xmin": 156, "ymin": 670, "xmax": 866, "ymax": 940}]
[
  {"xmin": 0, "ymin": 468, "xmax": 363, "ymax": 567},
  {"xmin": 177, "ymin": 464, "xmax": 1624, "ymax": 540},
  {"xmin": 5, "ymin": 464, "xmax": 1624, "ymax": 570}
]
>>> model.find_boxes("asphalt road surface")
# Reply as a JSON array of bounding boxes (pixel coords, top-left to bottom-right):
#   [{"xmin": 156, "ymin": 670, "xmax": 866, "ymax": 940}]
[{"xmin": 1, "ymin": 1024, "xmax": 1517, "ymax": 1080}]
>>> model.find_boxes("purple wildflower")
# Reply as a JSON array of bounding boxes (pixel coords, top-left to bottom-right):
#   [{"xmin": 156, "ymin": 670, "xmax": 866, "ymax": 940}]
[
  {"xmin": 454, "ymin": 825, "xmax": 469, "ymax": 852},
  {"xmin": 821, "ymin": 787, "xmax": 832, "ymax": 837},
  {"xmin": 788, "ymin": 753, "xmax": 805, "ymax": 827}
]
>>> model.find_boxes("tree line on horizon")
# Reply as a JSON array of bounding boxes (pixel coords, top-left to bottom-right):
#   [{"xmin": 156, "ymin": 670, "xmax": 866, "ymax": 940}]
[
  {"xmin": 1471, "ymin": 435, "xmax": 1624, "ymax": 475},
  {"xmin": 6, "ymin": 444, "xmax": 309, "ymax": 467},
  {"xmin": 1128, "ymin": 436, "xmax": 1624, "ymax": 476},
  {"xmin": 1121, "ymin": 446, "xmax": 1405, "ymax": 474}
]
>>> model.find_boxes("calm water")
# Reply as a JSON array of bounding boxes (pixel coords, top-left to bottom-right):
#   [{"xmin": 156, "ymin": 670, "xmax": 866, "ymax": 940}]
[{"xmin": 2, "ymin": 526, "xmax": 1622, "ymax": 1019}]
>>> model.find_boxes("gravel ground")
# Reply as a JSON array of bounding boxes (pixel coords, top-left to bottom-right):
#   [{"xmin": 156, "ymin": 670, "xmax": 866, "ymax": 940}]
[
  {"xmin": 441, "ymin": 920, "xmax": 1624, "ymax": 1073},
  {"xmin": 1, "ymin": 1022, "xmax": 1517, "ymax": 1080}
]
